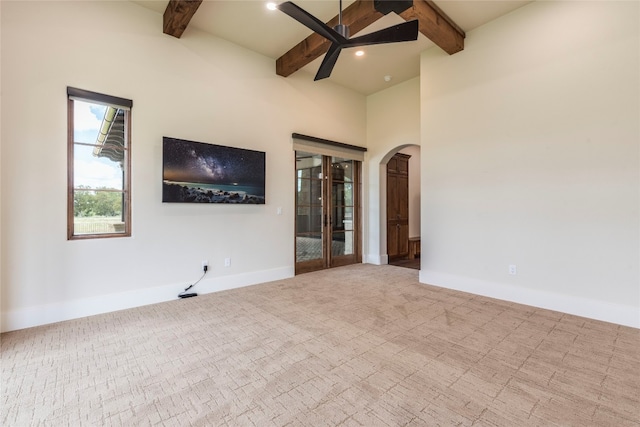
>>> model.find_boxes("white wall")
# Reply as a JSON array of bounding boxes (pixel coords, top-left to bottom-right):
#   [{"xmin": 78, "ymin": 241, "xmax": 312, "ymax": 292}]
[
  {"xmin": 0, "ymin": 0, "xmax": 3, "ymax": 328},
  {"xmin": 365, "ymin": 77, "xmax": 421, "ymax": 264},
  {"xmin": 0, "ymin": 0, "xmax": 366, "ymax": 332},
  {"xmin": 420, "ymin": 1, "xmax": 639, "ymax": 327}
]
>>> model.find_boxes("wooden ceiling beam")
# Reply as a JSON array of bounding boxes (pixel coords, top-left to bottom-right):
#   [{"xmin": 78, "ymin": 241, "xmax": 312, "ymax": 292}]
[
  {"xmin": 276, "ymin": 0, "xmax": 465, "ymax": 78},
  {"xmin": 163, "ymin": 0, "xmax": 203, "ymax": 38},
  {"xmin": 399, "ymin": 0, "xmax": 465, "ymax": 54},
  {"xmin": 276, "ymin": 0, "xmax": 384, "ymax": 78}
]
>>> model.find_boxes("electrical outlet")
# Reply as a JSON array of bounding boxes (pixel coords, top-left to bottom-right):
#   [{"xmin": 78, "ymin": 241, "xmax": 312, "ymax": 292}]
[
  {"xmin": 202, "ymin": 260, "xmax": 208, "ymax": 272},
  {"xmin": 224, "ymin": 257, "xmax": 231, "ymax": 267},
  {"xmin": 509, "ymin": 264, "xmax": 517, "ymax": 275}
]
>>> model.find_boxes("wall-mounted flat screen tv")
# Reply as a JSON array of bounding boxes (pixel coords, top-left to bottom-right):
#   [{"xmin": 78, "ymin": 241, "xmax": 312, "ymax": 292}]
[{"xmin": 163, "ymin": 137, "xmax": 265, "ymax": 204}]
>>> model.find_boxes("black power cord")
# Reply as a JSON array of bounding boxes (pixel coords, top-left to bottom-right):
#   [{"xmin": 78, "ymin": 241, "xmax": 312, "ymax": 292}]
[{"xmin": 178, "ymin": 265, "xmax": 208, "ymax": 298}]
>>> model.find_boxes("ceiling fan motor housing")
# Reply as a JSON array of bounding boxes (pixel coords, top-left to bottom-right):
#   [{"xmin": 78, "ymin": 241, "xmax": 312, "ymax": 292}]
[
  {"xmin": 334, "ymin": 24, "xmax": 350, "ymax": 38},
  {"xmin": 374, "ymin": 0, "xmax": 413, "ymax": 15}
]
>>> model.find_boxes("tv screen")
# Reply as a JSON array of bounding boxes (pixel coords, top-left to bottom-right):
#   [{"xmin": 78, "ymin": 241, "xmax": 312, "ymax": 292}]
[{"xmin": 162, "ymin": 137, "xmax": 265, "ymax": 204}]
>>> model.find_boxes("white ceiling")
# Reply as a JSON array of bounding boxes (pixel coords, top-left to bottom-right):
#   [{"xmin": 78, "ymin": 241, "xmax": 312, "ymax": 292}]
[{"xmin": 132, "ymin": 0, "xmax": 533, "ymax": 95}]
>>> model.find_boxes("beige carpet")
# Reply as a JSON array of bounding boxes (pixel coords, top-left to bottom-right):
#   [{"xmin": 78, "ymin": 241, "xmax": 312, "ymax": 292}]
[{"xmin": 1, "ymin": 264, "xmax": 639, "ymax": 426}]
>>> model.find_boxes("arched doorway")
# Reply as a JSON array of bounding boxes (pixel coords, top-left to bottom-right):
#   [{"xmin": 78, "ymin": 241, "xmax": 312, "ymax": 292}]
[{"xmin": 381, "ymin": 145, "xmax": 421, "ymax": 269}]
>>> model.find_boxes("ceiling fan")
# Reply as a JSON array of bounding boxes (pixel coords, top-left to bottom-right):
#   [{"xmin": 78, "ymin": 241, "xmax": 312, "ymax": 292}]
[{"xmin": 277, "ymin": 0, "xmax": 419, "ymax": 81}]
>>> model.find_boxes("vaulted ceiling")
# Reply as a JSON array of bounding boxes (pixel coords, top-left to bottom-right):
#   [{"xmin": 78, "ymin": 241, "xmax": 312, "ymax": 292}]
[{"xmin": 132, "ymin": 0, "xmax": 532, "ymax": 95}]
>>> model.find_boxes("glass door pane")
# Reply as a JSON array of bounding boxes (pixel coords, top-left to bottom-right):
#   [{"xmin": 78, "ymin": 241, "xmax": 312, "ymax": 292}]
[
  {"xmin": 296, "ymin": 152, "xmax": 324, "ymax": 265},
  {"xmin": 330, "ymin": 157, "xmax": 355, "ymax": 259}
]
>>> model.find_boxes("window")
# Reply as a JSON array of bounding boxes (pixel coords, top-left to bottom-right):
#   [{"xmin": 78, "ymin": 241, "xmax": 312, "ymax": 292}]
[{"xmin": 67, "ymin": 87, "xmax": 132, "ymax": 239}]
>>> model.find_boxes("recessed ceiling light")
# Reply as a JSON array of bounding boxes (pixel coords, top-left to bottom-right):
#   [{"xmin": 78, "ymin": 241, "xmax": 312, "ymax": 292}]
[
  {"xmin": 355, "ymin": 50, "xmax": 365, "ymax": 57},
  {"xmin": 384, "ymin": 75, "xmax": 392, "ymax": 82},
  {"xmin": 266, "ymin": 2, "xmax": 277, "ymax": 11}
]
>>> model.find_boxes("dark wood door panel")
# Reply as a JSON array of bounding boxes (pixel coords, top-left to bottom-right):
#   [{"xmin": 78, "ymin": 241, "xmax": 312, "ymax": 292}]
[{"xmin": 387, "ymin": 153, "xmax": 410, "ymax": 261}]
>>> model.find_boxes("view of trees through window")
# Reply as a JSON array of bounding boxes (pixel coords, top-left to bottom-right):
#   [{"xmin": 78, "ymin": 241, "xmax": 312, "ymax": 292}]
[{"xmin": 74, "ymin": 186, "xmax": 123, "ymax": 217}]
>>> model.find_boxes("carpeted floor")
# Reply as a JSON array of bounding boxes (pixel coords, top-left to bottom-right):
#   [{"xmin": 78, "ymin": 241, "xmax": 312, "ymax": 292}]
[{"xmin": 1, "ymin": 264, "xmax": 639, "ymax": 426}]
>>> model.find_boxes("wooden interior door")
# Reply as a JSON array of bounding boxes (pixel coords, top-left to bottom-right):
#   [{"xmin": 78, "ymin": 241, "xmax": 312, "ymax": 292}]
[
  {"xmin": 295, "ymin": 152, "xmax": 361, "ymax": 274},
  {"xmin": 387, "ymin": 153, "xmax": 410, "ymax": 260}
]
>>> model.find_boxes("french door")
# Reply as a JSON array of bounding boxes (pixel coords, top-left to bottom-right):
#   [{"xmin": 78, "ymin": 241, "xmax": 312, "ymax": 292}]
[{"xmin": 295, "ymin": 152, "xmax": 361, "ymax": 274}]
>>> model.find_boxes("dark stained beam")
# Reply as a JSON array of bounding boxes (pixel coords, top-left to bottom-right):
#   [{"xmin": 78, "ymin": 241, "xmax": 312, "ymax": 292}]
[
  {"xmin": 163, "ymin": 0, "xmax": 203, "ymax": 38},
  {"xmin": 399, "ymin": 0, "xmax": 465, "ymax": 54},
  {"xmin": 276, "ymin": 0, "xmax": 384, "ymax": 78}
]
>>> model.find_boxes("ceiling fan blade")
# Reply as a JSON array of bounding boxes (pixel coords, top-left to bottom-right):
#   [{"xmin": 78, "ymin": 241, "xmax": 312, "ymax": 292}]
[
  {"xmin": 314, "ymin": 43, "xmax": 343, "ymax": 80},
  {"xmin": 346, "ymin": 19, "xmax": 419, "ymax": 47},
  {"xmin": 277, "ymin": 1, "xmax": 347, "ymax": 45}
]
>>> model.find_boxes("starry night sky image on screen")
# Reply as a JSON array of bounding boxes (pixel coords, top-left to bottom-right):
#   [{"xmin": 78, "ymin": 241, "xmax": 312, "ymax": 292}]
[{"xmin": 162, "ymin": 137, "xmax": 265, "ymax": 204}]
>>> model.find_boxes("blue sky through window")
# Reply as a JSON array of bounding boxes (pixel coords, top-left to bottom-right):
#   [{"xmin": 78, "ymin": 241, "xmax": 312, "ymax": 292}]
[{"xmin": 73, "ymin": 100, "xmax": 124, "ymax": 190}]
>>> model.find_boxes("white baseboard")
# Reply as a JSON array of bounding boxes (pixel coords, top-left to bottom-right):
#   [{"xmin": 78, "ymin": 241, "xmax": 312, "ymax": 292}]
[
  {"xmin": 7, "ymin": 267, "xmax": 634, "ymax": 332},
  {"xmin": 364, "ymin": 254, "xmax": 388, "ymax": 265},
  {"xmin": 419, "ymin": 270, "xmax": 639, "ymax": 329},
  {"xmin": 0, "ymin": 266, "xmax": 294, "ymax": 333}
]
